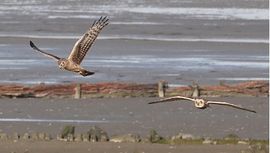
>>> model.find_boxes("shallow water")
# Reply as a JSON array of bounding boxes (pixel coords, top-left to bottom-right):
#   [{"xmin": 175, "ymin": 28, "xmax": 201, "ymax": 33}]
[{"xmin": 0, "ymin": 0, "xmax": 268, "ymax": 84}]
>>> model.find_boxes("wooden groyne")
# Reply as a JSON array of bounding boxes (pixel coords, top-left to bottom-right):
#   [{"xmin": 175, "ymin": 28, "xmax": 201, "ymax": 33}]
[
  {"xmin": 0, "ymin": 82, "xmax": 157, "ymax": 98},
  {"xmin": 167, "ymin": 80, "xmax": 269, "ymax": 97},
  {"xmin": 0, "ymin": 81, "xmax": 268, "ymax": 98}
]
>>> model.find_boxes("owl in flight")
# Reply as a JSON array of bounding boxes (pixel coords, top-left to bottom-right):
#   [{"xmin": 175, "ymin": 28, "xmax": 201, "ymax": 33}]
[
  {"xmin": 30, "ymin": 16, "xmax": 109, "ymax": 76},
  {"xmin": 149, "ymin": 96, "xmax": 256, "ymax": 113}
]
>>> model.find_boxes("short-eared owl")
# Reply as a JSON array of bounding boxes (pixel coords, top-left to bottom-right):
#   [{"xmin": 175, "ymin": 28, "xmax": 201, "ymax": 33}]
[
  {"xmin": 149, "ymin": 96, "xmax": 256, "ymax": 113},
  {"xmin": 30, "ymin": 16, "xmax": 109, "ymax": 76}
]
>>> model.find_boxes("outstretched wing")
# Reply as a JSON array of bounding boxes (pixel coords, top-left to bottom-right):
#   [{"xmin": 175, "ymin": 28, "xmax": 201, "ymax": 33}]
[
  {"xmin": 148, "ymin": 96, "xmax": 196, "ymax": 104},
  {"xmin": 207, "ymin": 101, "xmax": 256, "ymax": 113},
  {"xmin": 30, "ymin": 41, "xmax": 60, "ymax": 61},
  {"xmin": 68, "ymin": 16, "xmax": 109, "ymax": 65}
]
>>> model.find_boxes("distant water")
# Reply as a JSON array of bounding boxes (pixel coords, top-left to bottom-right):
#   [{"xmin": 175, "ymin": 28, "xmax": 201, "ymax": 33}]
[
  {"xmin": 0, "ymin": 0, "xmax": 268, "ymax": 85},
  {"xmin": 0, "ymin": 34, "xmax": 268, "ymax": 44},
  {"xmin": 0, "ymin": 0, "xmax": 268, "ymax": 21},
  {"xmin": 0, "ymin": 54, "xmax": 267, "ymax": 84}
]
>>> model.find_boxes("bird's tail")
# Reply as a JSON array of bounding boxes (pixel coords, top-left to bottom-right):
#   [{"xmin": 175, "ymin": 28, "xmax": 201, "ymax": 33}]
[{"xmin": 80, "ymin": 69, "xmax": 95, "ymax": 76}]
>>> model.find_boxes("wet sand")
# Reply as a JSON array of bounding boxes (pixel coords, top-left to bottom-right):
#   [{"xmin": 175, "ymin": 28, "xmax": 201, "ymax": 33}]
[
  {"xmin": 0, "ymin": 0, "xmax": 268, "ymax": 85},
  {"xmin": 0, "ymin": 35, "xmax": 268, "ymax": 85},
  {"xmin": 0, "ymin": 141, "xmax": 251, "ymax": 153},
  {"xmin": 0, "ymin": 97, "xmax": 268, "ymax": 139}
]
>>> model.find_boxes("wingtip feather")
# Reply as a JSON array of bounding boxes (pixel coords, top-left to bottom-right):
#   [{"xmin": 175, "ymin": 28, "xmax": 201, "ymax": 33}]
[
  {"xmin": 29, "ymin": 40, "xmax": 34, "ymax": 48},
  {"xmin": 91, "ymin": 16, "xmax": 109, "ymax": 28},
  {"xmin": 250, "ymin": 110, "xmax": 257, "ymax": 113}
]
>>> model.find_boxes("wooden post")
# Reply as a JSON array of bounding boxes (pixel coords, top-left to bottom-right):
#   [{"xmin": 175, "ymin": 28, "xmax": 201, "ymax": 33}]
[
  {"xmin": 219, "ymin": 80, "xmax": 226, "ymax": 86},
  {"xmin": 192, "ymin": 84, "xmax": 200, "ymax": 98},
  {"xmin": 158, "ymin": 80, "xmax": 167, "ymax": 98},
  {"xmin": 74, "ymin": 84, "xmax": 81, "ymax": 99}
]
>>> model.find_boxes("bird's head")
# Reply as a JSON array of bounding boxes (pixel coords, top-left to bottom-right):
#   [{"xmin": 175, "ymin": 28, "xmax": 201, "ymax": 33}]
[
  {"xmin": 58, "ymin": 59, "xmax": 67, "ymax": 70},
  {"xmin": 194, "ymin": 98, "xmax": 208, "ymax": 109}
]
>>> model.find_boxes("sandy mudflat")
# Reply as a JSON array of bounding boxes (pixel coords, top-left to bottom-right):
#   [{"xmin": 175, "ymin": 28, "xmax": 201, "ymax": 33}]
[
  {"xmin": 0, "ymin": 0, "xmax": 268, "ymax": 85},
  {"xmin": 0, "ymin": 97, "xmax": 268, "ymax": 139},
  {"xmin": 0, "ymin": 141, "xmax": 251, "ymax": 153}
]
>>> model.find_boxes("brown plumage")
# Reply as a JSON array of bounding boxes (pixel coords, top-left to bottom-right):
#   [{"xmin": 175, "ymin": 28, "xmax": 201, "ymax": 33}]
[
  {"xmin": 148, "ymin": 96, "xmax": 256, "ymax": 113},
  {"xmin": 30, "ymin": 16, "xmax": 109, "ymax": 76}
]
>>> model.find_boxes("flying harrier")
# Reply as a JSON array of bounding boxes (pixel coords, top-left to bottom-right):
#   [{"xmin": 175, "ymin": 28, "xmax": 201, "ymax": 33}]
[
  {"xmin": 148, "ymin": 96, "xmax": 256, "ymax": 113},
  {"xmin": 30, "ymin": 16, "xmax": 109, "ymax": 76}
]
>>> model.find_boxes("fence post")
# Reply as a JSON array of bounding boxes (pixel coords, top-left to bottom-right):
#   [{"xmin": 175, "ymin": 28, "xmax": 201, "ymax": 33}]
[
  {"xmin": 74, "ymin": 84, "xmax": 81, "ymax": 99},
  {"xmin": 158, "ymin": 80, "xmax": 167, "ymax": 98},
  {"xmin": 192, "ymin": 83, "xmax": 200, "ymax": 98}
]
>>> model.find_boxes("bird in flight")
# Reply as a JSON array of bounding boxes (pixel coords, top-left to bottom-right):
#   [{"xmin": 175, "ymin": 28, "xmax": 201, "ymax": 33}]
[
  {"xmin": 148, "ymin": 96, "xmax": 256, "ymax": 113},
  {"xmin": 30, "ymin": 16, "xmax": 109, "ymax": 76}
]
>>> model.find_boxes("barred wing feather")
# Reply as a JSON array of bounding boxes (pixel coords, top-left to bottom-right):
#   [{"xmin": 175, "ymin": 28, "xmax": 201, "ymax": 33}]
[{"xmin": 68, "ymin": 16, "xmax": 109, "ymax": 64}]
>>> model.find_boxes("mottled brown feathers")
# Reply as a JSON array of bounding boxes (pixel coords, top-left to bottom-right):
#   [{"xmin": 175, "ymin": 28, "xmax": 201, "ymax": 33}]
[
  {"xmin": 68, "ymin": 16, "xmax": 109, "ymax": 64},
  {"xmin": 29, "ymin": 16, "xmax": 109, "ymax": 76}
]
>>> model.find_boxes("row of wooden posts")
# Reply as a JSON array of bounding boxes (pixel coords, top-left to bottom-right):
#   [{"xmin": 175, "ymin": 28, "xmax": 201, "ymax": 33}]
[
  {"xmin": 74, "ymin": 81, "xmax": 200, "ymax": 99},
  {"xmin": 157, "ymin": 81, "xmax": 200, "ymax": 98}
]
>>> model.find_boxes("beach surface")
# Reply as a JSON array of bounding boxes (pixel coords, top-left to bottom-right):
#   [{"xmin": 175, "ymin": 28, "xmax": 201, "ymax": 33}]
[
  {"xmin": 0, "ymin": 97, "xmax": 268, "ymax": 139},
  {"xmin": 0, "ymin": 141, "xmax": 252, "ymax": 153}
]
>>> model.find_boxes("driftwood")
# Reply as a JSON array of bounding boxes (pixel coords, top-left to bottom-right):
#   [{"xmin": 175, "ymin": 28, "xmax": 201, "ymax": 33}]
[{"xmin": 0, "ymin": 81, "xmax": 268, "ymax": 98}]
